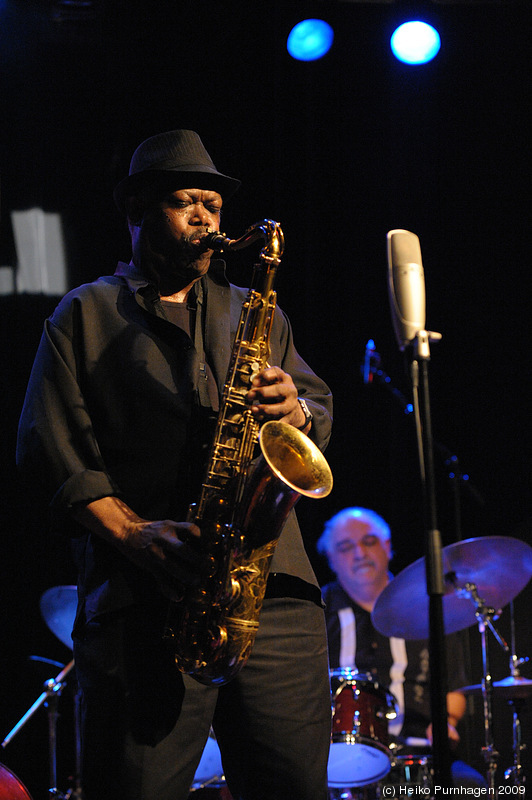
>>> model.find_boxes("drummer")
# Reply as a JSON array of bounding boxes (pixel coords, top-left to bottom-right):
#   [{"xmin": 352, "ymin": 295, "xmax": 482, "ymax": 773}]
[{"xmin": 318, "ymin": 507, "xmax": 486, "ymax": 787}]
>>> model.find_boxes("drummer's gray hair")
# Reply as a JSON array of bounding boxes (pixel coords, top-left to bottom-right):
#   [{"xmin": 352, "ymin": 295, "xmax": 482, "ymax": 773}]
[{"xmin": 317, "ymin": 507, "xmax": 391, "ymax": 557}]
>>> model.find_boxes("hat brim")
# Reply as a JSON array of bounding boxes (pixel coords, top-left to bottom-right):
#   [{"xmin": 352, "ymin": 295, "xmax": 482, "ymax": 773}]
[{"xmin": 113, "ymin": 168, "xmax": 241, "ymax": 215}]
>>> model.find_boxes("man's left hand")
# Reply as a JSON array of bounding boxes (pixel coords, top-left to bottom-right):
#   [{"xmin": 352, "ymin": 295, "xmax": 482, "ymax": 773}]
[{"xmin": 246, "ymin": 367, "xmax": 309, "ymax": 430}]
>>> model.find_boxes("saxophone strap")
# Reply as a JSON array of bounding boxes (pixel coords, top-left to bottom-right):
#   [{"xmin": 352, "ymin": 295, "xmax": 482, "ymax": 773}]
[{"xmin": 192, "ymin": 280, "xmax": 212, "ymax": 409}]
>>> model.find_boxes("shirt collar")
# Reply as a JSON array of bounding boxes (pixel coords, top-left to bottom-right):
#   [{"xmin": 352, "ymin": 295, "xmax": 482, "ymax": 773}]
[{"xmin": 114, "ymin": 259, "xmax": 229, "ymax": 297}]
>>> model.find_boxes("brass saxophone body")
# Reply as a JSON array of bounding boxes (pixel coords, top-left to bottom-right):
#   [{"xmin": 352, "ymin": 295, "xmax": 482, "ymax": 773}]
[{"xmin": 164, "ymin": 219, "xmax": 333, "ymax": 686}]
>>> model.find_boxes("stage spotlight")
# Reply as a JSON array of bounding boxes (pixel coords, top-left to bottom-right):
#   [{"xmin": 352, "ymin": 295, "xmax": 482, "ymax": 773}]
[
  {"xmin": 287, "ymin": 19, "xmax": 334, "ymax": 62},
  {"xmin": 390, "ymin": 20, "xmax": 441, "ymax": 64}
]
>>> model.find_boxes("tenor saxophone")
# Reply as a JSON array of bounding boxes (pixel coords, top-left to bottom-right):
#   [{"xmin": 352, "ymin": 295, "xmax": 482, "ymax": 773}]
[{"xmin": 164, "ymin": 219, "xmax": 333, "ymax": 686}]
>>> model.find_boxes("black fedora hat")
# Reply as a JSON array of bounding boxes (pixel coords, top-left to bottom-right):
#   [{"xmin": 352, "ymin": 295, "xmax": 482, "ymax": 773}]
[{"xmin": 113, "ymin": 129, "xmax": 241, "ymax": 214}]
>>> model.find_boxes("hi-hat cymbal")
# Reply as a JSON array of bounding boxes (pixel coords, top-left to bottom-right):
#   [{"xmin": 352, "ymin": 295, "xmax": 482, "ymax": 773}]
[
  {"xmin": 371, "ymin": 536, "xmax": 532, "ymax": 640},
  {"xmin": 40, "ymin": 585, "xmax": 77, "ymax": 650},
  {"xmin": 457, "ymin": 676, "xmax": 532, "ymax": 701}
]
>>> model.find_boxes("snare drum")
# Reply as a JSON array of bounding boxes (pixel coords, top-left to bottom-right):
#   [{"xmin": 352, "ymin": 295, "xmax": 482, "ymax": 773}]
[
  {"xmin": 0, "ymin": 763, "xmax": 33, "ymax": 800},
  {"xmin": 328, "ymin": 669, "xmax": 397, "ymax": 788}
]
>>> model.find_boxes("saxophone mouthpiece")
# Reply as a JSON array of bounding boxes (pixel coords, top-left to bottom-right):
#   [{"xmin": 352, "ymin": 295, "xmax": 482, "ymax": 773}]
[{"xmin": 197, "ymin": 231, "xmax": 235, "ymax": 252}]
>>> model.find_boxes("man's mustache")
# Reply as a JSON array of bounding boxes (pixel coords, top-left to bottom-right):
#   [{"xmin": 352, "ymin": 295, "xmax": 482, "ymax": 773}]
[
  {"xmin": 352, "ymin": 560, "xmax": 375, "ymax": 571},
  {"xmin": 185, "ymin": 228, "xmax": 214, "ymax": 250}
]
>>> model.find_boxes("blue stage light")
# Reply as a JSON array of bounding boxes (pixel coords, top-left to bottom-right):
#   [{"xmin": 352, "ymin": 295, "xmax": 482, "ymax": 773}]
[
  {"xmin": 287, "ymin": 19, "xmax": 334, "ymax": 62},
  {"xmin": 390, "ymin": 21, "xmax": 441, "ymax": 65}
]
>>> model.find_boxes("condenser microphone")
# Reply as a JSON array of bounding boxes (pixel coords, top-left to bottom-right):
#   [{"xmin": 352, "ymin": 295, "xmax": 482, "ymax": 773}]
[{"xmin": 387, "ymin": 229, "xmax": 426, "ymax": 351}]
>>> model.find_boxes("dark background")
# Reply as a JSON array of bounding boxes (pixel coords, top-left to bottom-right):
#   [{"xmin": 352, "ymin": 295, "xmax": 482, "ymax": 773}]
[{"xmin": 1, "ymin": 1, "xmax": 531, "ymax": 797}]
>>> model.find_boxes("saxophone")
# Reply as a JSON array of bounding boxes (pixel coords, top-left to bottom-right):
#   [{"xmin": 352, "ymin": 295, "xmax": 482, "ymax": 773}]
[{"xmin": 164, "ymin": 219, "xmax": 333, "ymax": 686}]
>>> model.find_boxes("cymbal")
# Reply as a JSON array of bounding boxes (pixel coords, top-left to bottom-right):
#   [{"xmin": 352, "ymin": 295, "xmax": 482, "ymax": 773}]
[
  {"xmin": 371, "ymin": 536, "xmax": 532, "ymax": 640},
  {"xmin": 457, "ymin": 676, "xmax": 532, "ymax": 701},
  {"xmin": 40, "ymin": 585, "xmax": 77, "ymax": 650}
]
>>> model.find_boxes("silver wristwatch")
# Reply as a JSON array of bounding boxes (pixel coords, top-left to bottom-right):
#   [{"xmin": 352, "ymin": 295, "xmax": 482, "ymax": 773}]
[{"xmin": 296, "ymin": 397, "xmax": 313, "ymax": 430}]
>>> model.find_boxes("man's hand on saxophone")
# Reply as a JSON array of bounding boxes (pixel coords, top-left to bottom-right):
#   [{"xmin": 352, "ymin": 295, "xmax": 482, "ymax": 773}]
[
  {"xmin": 246, "ymin": 366, "xmax": 311, "ymax": 433},
  {"xmin": 71, "ymin": 495, "xmax": 203, "ymax": 601}
]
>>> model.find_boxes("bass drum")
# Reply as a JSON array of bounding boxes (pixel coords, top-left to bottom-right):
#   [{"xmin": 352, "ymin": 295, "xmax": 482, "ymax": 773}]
[{"xmin": 0, "ymin": 764, "xmax": 33, "ymax": 800}]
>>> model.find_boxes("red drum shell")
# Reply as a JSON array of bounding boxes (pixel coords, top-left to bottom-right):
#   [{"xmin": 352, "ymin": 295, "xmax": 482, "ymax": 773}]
[
  {"xmin": 0, "ymin": 764, "xmax": 33, "ymax": 800},
  {"xmin": 328, "ymin": 669, "xmax": 397, "ymax": 788},
  {"xmin": 331, "ymin": 669, "xmax": 395, "ymax": 747}
]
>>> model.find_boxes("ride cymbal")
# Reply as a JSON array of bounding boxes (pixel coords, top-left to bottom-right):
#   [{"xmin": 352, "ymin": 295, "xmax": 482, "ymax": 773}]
[{"xmin": 371, "ymin": 536, "xmax": 532, "ymax": 640}]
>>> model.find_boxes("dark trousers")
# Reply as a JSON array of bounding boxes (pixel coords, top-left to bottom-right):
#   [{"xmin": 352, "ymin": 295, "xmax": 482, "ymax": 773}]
[{"xmin": 74, "ymin": 596, "xmax": 331, "ymax": 800}]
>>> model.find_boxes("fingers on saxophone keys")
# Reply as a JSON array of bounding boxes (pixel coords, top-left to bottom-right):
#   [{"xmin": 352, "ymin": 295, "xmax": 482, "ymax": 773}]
[
  {"xmin": 174, "ymin": 522, "xmax": 201, "ymax": 542},
  {"xmin": 156, "ymin": 523, "xmax": 203, "ymax": 586},
  {"xmin": 250, "ymin": 366, "xmax": 284, "ymax": 387}
]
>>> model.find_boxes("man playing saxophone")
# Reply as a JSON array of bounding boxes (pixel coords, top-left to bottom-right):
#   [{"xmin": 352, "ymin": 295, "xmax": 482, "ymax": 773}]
[{"xmin": 17, "ymin": 130, "xmax": 333, "ymax": 800}]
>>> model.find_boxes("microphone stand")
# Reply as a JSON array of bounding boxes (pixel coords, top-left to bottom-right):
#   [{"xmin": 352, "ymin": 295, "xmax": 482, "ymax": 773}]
[
  {"xmin": 363, "ymin": 343, "xmax": 489, "ymax": 774},
  {"xmin": 410, "ymin": 329, "xmax": 452, "ymax": 789}
]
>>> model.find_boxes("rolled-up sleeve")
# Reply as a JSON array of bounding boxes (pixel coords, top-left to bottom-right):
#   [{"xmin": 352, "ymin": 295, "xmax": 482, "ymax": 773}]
[{"xmin": 17, "ymin": 316, "xmax": 120, "ymax": 520}]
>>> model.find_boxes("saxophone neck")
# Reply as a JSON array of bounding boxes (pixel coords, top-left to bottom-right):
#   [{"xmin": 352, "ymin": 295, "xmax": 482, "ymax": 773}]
[
  {"xmin": 246, "ymin": 220, "xmax": 284, "ymax": 264},
  {"xmin": 204, "ymin": 220, "xmax": 284, "ymax": 263}
]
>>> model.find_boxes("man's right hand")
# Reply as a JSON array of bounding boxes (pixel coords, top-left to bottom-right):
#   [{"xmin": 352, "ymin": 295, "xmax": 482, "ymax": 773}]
[{"xmin": 72, "ymin": 496, "xmax": 202, "ymax": 601}]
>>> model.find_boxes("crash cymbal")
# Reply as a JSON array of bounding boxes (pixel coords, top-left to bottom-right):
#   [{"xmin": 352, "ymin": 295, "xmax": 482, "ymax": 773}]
[
  {"xmin": 39, "ymin": 585, "xmax": 77, "ymax": 650},
  {"xmin": 457, "ymin": 676, "xmax": 532, "ymax": 701},
  {"xmin": 371, "ymin": 536, "xmax": 532, "ymax": 640}
]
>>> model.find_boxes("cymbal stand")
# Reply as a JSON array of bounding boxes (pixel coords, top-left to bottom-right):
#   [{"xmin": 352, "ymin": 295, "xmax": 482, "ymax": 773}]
[
  {"xmin": 1, "ymin": 659, "xmax": 83, "ymax": 799},
  {"xmin": 504, "ymin": 601, "xmax": 528, "ymax": 787},
  {"xmin": 505, "ymin": 697, "xmax": 526, "ymax": 787},
  {"xmin": 459, "ymin": 582, "xmax": 509, "ymax": 794}
]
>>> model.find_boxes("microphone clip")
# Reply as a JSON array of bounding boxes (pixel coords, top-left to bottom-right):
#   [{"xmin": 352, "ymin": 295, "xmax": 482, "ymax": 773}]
[{"xmin": 412, "ymin": 329, "xmax": 442, "ymax": 361}]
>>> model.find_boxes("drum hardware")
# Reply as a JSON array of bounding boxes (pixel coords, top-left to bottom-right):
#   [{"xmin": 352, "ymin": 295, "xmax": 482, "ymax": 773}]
[
  {"xmin": 1, "ymin": 659, "xmax": 80, "ymax": 799},
  {"xmin": 458, "ymin": 585, "xmax": 531, "ymax": 793},
  {"xmin": 504, "ymin": 693, "xmax": 526, "ymax": 788},
  {"xmin": 372, "ymin": 536, "xmax": 532, "ymax": 794},
  {"xmin": 457, "ymin": 579, "xmax": 504, "ymax": 794},
  {"xmin": 328, "ymin": 669, "xmax": 398, "ymax": 788},
  {"xmin": 386, "ymin": 754, "xmax": 433, "ymax": 794},
  {"xmin": 1, "ymin": 586, "xmax": 83, "ymax": 799},
  {"xmin": 458, "ymin": 599, "xmax": 530, "ymax": 791},
  {"xmin": 505, "ymin": 598, "xmax": 529, "ymax": 787}
]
